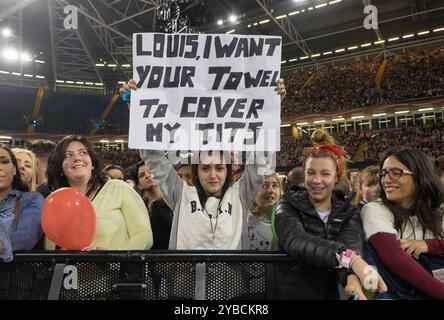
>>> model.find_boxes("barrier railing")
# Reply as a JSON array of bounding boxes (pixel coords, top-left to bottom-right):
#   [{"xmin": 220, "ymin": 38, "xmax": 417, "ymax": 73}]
[{"xmin": 0, "ymin": 251, "xmax": 338, "ymax": 300}]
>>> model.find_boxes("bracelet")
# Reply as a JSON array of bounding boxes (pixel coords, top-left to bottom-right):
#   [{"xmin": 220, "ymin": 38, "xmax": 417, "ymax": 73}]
[{"xmin": 340, "ymin": 249, "xmax": 355, "ymax": 269}]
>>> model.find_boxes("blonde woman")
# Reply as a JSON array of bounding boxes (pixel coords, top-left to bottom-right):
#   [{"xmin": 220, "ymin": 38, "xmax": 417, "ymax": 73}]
[
  {"xmin": 248, "ymin": 173, "xmax": 282, "ymax": 250},
  {"xmin": 12, "ymin": 148, "xmax": 37, "ymax": 192}
]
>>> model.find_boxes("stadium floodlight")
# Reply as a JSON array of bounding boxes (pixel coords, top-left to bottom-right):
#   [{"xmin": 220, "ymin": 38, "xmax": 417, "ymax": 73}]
[
  {"xmin": 228, "ymin": 15, "xmax": 237, "ymax": 23},
  {"xmin": 34, "ymin": 60, "xmax": 45, "ymax": 63},
  {"xmin": 2, "ymin": 48, "xmax": 19, "ymax": 61},
  {"xmin": 335, "ymin": 48, "xmax": 345, "ymax": 53},
  {"xmin": 1, "ymin": 28, "xmax": 12, "ymax": 38},
  {"xmin": 247, "ymin": 24, "xmax": 251, "ymax": 28},
  {"xmin": 433, "ymin": 27, "xmax": 444, "ymax": 32},
  {"xmin": 12, "ymin": 72, "xmax": 21, "ymax": 76},
  {"xmin": 311, "ymin": 53, "xmax": 320, "ymax": 57},
  {"xmin": 226, "ymin": 29, "xmax": 235, "ymax": 34},
  {"xmin": 418, "ymin": 108, "xmax": 434, "ymax": 112},
  {"xmin": 315, "ymin": 4, "xmax": 327, "ymax": 9},
  {"xmin": 121, "ymin": 64, "xmax": 131, "ymax": 68},
  {"xmin": 217, "ymin": 20, "xmax": 223, "ymax": 26},
  {"xmin": 329, "ymin": 0, "xmax": 342, "ymax": 4},
  {"xmin": 394, "ymin": 110, "xmax": 409, "ymax": 114},
  {"xmin": 351, "ymin": 115, "xmax": 365, "ymax": 119},
  {"xmin": 95, "ymin": 83, "xmax": 103, "ymax": 86},
  {"xmin": 55, "ymin": 80, "xmax": 65, "ymax": 83},
  {"xmin": 276, "ymin": 15, "xmax": 287, "ymax": 19},
  {"xmin": 348, "ymin": 46, "xmax": 358, "ymax": 50},
  {"xmin": 374, "ymin": 40, "xmax": 385, "ymax": 44},
  {"xmin": 372, "ymin": 113, "xmax": 386, "ymax": 117},
  {"xmin": 332, "ymin": 118, "xmax": 344, "ymax": 122},
  {"xmin": 323, "ymin": 51, "xmax": 333, "ymax": 55},
  {"xmin": 76, "ymin": 81, "xmax": 84, "ymax": 84},
  {"xmin": 95, "ymin": 63, "xmax": 105, "ymax": 67},
  {"xmin": 293, "ymin": 0, "xmax": 304, "ymax": 2},
  {"xmin": 308, "ymin": 7, "xmax": 314, "ymax": 11},
  {"xmin": 289, "ymin": 58, "xmax": 298, "ymax": 62},
  {"xmin": 288, "ymin": 11, "xmax": 300, "ymax": 16},
  {"xmin": 280, "ymin": 124, "xmax": 291, "ymax": 127},
  {"xmin": 361, "ymin": 43, "xmax": 372, "ymax": 47},
  {"xmin": 108, "ymin": 64, "xmax": 117, "ymax": 67},
  {"xmin": 0, "ymin": 70, "xmax": 10, "ymax": 74},
  {"xmin": 36, "ymin": 75, "xmax": 45, "ymax": 79},
  {"xmin": 296, "ymin": 122, "xmax": 308, "ymax": 126},
  {"xmin": 402, "ymin": 34, "xmax": 414, "ymax": 39},
  {"xmin": 259, "ymin": 19, "xmax": 270, "ymax": 24},
  {"xmin": 65, "ymin": 81, "xmax": 74, "ymax": 84},
  {"xmin": 314, "ymin": 120, "xmax": 326, "ymax": 124},
  {"xmin": 21, "ymin": 52, "xmax": 32, "ymax": 61},
  {"xmin": 417, "ymin": 31, "xmax": 430, "ymax": 35},
  {"xmin": 281, "ymin": 60, "xmax": 287, "ymax": 64},
  {"xmin": 388, "ymin": 37, "xmax": 399, "ymax": 42},
  {"xmin": 24, "ymin": 74, "xmax": 33, "ymax": 78},
  {"xmin": 85, "ymin": 82, "xmax": 94, "ymax": 85}
]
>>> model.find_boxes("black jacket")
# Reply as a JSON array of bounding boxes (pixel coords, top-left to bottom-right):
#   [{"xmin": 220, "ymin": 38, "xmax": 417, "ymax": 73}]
[
  {"xmin": 275, "ymin": 187, "xmax": 363, "ymax": 288},
  {"xmin": 149, "ymin": 199, "xmax": 173, "ymax": 250}
]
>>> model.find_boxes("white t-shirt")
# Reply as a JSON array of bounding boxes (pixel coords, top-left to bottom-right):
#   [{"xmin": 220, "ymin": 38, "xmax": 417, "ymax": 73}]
[
  {"xmin": 176, "ymin": 183, "xmax": 243, "ymax": 249},
  {"xmin": 316, "ymin": 208, "xmax": 331, "ymax": 224},
  {"xmin": 247, "ymin": 212, "xmax": 273, "ymax": 250},
  {"xmin": 361, "ymin": 201, "xmax": 440, "ymax": 240}
]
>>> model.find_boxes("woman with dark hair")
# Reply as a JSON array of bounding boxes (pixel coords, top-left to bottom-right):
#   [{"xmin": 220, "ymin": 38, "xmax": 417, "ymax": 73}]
[
  {"xmin": 139, "ymin": 149, "xmax": 267, "ymax": 250},
  {"xmin": 274, "ymin": 129, "xmax": 386, "ymax": 300},
  {"xmin": 46, "ymin": 136, "xmax": 152, "ymax": 250},
  {"xmin": 130, "ymin": 160, "xmax": 172, "ymax": 250},
  {"xmin": 0, "ymin": 146, "xmax": 43, "ymax": 262},
  {"xmin": 361, "ymin": 147, "xmax": 444, "ymax": 299}
]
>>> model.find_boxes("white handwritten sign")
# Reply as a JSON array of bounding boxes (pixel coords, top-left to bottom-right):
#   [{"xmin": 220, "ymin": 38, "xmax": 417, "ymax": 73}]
[{"xmin": 129, "ymin": 33, "xmax": 281, "ymax": 151}]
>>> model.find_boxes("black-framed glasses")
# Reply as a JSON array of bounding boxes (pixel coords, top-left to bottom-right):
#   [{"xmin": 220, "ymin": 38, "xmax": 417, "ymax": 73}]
[{"xmin": 378, "ymin": 168, "xmax": 414, "ymax": 181}]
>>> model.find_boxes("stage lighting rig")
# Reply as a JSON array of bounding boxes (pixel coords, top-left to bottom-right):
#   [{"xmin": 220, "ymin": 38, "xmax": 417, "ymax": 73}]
[{"xmin": 154, "ymin": 0, "xmax": 207, "ymax": 34}]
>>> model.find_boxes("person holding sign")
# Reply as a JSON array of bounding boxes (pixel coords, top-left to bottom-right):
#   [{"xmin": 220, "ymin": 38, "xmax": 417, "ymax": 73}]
[
  {"xmin": 121, "ymin": 79, "xmax": 285, "ymax": 250},
  {"xmin": 274, "ymin": 129, "xmax": 387, "ymax": 300},
  {"xmin": 45, "ymin": 135, "xmax": 153, "ymax": 251}
]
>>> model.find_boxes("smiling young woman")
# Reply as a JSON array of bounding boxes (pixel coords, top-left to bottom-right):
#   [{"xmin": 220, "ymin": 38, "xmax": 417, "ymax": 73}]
[
  {"xmin": 274, "ymin": 129, "xmax": 386, "ymax": 300},
  {"xmin": 361, "ymin": 147, "xmax": 444, "ymax": 299},
  {"xmin": 0, "ymin": 146, "xmax": 43, "ymax": 262},
  {"xmin": 46, "ymin": 135, "xmax": 153, "ymax": 251}
]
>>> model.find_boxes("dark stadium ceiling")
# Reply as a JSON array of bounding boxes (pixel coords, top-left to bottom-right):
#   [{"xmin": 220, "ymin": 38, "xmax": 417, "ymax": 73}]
[{"xmin": 0, "ymin": 0, "xmax": 443, "ymax": 86}]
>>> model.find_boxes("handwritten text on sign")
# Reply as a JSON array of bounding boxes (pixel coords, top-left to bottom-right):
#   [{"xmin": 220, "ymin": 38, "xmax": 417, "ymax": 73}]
[{"xmin": 129, "ymin": 33, "xmax": 281, "ymax": 151}]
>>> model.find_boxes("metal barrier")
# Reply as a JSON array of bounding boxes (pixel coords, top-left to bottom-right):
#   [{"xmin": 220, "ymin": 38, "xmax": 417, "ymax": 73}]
[{"xmin": 0, "ymin": 251, "xmax": 338, "ymax": 300}]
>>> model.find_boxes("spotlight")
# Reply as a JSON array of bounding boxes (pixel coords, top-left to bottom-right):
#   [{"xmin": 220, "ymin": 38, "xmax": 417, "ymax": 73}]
[
  {"xmin": 228, "ymin": 15, "xmax": 237, "ymax": 23},
  {"xmin": 2, "ymin": 48, "xmax": 19, "ymax": 61},
  {"xmin": 217, "ymin": 19, "xmax": 223, "ymax": 25},
  {"xmin": 1, "ymin": 28, "xmax": 12, "ymax": 38}
]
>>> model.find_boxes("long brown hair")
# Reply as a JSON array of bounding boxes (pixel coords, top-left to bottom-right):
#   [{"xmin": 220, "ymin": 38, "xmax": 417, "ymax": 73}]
[
  {"xmin": 47, "ymin": 135, "xmax": 106, "ymax": 197},
  {"xmin": 0, "ymin": 145, "xmax": 29, "ymax": 192},
  {"xmin": 379, "ymin": 147, "xmax": 444, "ymax": 239},
  {"xmin": 191, "ymin": 151, "xmax": 232, "ymax": 207}
]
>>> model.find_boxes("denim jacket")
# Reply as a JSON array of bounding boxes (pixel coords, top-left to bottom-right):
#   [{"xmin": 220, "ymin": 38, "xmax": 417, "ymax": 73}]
[{"xmin": 0, "ymin": 190, "xmax": 44, "ymax": 262}]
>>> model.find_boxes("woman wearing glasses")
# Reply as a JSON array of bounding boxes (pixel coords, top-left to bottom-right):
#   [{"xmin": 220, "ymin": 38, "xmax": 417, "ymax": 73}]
[{"xmin": 361, "ymin": 147, "xmax": 444, "ymax": 299}]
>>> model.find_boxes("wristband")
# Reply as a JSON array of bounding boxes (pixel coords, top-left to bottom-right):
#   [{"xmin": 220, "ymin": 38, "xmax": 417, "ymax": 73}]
[{"xmin": 341, "ymin": 249, "xmax": 355, "ymax": 269}]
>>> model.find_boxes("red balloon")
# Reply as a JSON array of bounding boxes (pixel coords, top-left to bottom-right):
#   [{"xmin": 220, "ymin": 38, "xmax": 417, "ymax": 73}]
[{"xmin": 42, "ymin": 187, "xmax": 96, "ymax": 250}]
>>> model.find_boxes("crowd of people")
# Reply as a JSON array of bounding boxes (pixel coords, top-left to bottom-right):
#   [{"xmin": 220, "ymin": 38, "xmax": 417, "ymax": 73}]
[
  {"xmin": 276, "ymin": 123, "xmax": 444, "ymax": 167},
  {"xmin": 282, "ymin": 48, "xmax": 444, "ymax": 117},
  {"xmin": 0, "ymin": 56, "xmax": 443, "ymax": 300}
]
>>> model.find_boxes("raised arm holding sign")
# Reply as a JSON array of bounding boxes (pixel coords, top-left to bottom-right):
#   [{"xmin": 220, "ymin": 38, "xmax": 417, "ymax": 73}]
[{"xmin": 122, "ymin": 33, "xmax": 284, "ymax": 250}]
